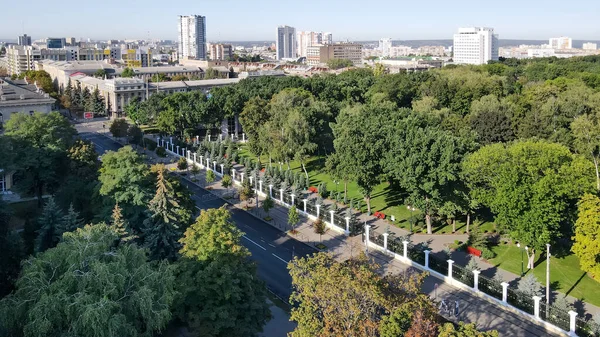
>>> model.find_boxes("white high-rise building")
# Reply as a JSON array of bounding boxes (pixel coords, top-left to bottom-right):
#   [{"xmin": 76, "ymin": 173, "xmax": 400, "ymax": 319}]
[
  {"xmin": 178, "ymin": 15, "xmax": 207, "ymax": 60},
  {"xmin": 276, "ymin": 25, "xmax": 296, "ymax": 60},
  {"xmin": 323, "ymin": 32, "xmax": 333, "ymax": 45},
  {"xmin": 297, "ymin": 31, "xmax": 326, "ymax": 57},
  {"xmin": 549, "ymin": 36, "xmax": 572, "ymax": 49},
  {"xmin": 379, "ymin": 38, "xmax": 392, "ymax": 57},
  {"xmin": 453, "ymin": 27, "xmax": 498, "ymax": 65},
  {"xmin": 583, "ymin": 42, "xmax": 598, "ymax": 50}
]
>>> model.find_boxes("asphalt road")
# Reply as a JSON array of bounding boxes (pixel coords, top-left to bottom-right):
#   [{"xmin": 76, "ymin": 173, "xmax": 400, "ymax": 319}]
[{"xmin": 78, "ymin": 127, "xmax": 317, "ymax": 300}]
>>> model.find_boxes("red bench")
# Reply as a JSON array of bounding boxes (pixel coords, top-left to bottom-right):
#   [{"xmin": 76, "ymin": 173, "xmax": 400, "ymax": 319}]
[
  {"xmin": 308, "ymin": 186, "xmax": 318, "ymax": 193},
  {"xmin": 466, "ymin": 246, "xmax": 482, "ymax": 257},
  {"xmin": 374, "ymin": 212, "xmax": 385, "ymax": 219}
]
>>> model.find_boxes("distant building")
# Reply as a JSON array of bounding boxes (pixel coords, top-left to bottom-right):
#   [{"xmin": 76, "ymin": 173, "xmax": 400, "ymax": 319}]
[
  {"xmin": 306, "ymin": 43, "xmax": 362, "ymax": 66},
  {"xmin": 276, "ymin": 26, "xmax": 296, "ymax": 60},
  {"xmin": 208, "ymin": 43, "xmax": 233, "ymax": 60},
  {"xmin": 178, "ymin": 15, "xmax": 207, "ymax": 60},
  {"xmin": 379, "ymin": 38, "xmax": 392, "ymax": 57},
  {"xmin": 583, "ymin": 42, "xmax": 597, "ymax": 50},
  {"xmin": 323, "ymin": 32, "xmax": 333, "ymax": 45},
  {"xmin": 18, "ymin": 34, "xmax": 32, "ymax": 46},
  {"xmin": 65, "ymin": 37, "xmax": 77, "ymax": 46},
  {"xmin": 121, "ymin": 47, "xmax": 152, "ymax": 67},
  {"xmin": 46, "ymin": 38, "xmax": 66, "ymax": 49},
  {"xmin": 297, "ymin": 31, "xmax": 324, "ymax": 58},
  {"xmin": 6, "ymin": 45, "xmax": 40, "ymax": 75},
  {"xmin": 0, "ymin": 78, "xmax": 56, "ymax": 128},
  {"xmin": 549, "ymin": 37, "xmax": 572, "ymax": 49},
  {"xmin": 453, "ymin": 27, "xmax": 498, "ymax": 65}
]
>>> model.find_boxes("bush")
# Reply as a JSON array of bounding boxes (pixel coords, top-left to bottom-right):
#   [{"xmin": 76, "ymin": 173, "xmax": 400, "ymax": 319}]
[
  {"xmin": 177, "ymin": 157, "xmax": 188, "ymax": 170},
  {"xmin": 145, "ymin": 138, "xmax": 157, "ymax": 151},
  {"xmin": 155, "ymin": 146, "xmax": 166, "ymax": 157},
  {"xmin": 481, "ymin": 247, "xmax": 496, "ymax": 259}
]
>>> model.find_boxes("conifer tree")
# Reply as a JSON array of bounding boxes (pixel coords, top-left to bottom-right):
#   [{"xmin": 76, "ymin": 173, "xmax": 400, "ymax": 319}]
[
  {"xmin": 111, "ymin": 202, "xmax": 135, "ymax": 243},
  {"xmin": 34, "ymin": 197, "xmax": 64, "ymax": 253},
  {"xmin": 58, "ymin": 203, "xmax": 83, "ymax": 234}
]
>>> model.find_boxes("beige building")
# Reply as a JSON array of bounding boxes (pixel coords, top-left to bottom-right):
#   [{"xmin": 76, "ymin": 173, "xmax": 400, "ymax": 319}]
[
  {"xmin": 6, "ymin": 45, "xmax": 41, "ymax": 75},
  {"xmin": 306, "ymin": 43, "xmax": 363, "ymax": 66},
  {"xmin": 208, "ymin": 43, "xmax": 233, "ymax": 60}
]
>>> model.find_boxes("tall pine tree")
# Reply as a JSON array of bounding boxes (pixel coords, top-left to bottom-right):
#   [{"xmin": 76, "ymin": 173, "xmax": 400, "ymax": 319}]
[
  {"xmin": 58, "ymin": 203, "xmax": 83, "ymax": 235},
  {"xmin": 111, "ymin": 202, "xmax": 135, "ymax": 243},
  {"xmin": 73, "ymin": 81, "xmax": 82, "ymax": 109},
  {"xmin": 142, "ymin": 164, "xmax": 185, "ymax": 261},
  {"xmin": 34, "ymin": 197, "xmax": 64, "ymax": 253}
]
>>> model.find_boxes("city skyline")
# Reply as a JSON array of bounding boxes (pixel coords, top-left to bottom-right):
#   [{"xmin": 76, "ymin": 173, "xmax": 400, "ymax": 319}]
[{"xmin": 2, "ymin": 0, "xmax": 599, "ymax": 42}]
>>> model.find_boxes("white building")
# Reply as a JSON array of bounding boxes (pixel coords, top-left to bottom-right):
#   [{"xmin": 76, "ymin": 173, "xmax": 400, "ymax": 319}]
[
  {"xmin": 0, "ymin": 78, "xmax": 56, "ymax": 128},
  {"xmin": 453, "ymin": 27, "xmax": 498, "ymax": 65},
  {"xmin": 178, "ymin": 15, "xmax": 207, "ymax": 60},
  {"xmin": 583, "ymin": 42, "xmax": 598, "ymax": 50},
  {"xmin": 297, "ymin": 31, "xmax": 323, "ymax": 58},
  {"xmin": 549, "ymin": 37, "xmax": 572, "ymax": 49},
  {"xmin": 379, "ymin": 38, "xmax": 392, "ymax": 58},
  {"xmin": 323, "ymin": 32, "xmax": 333, "ymax": 45},
  {"xmin": 276, "ymin": 26, "xmax": 296, "ymax": 60}
]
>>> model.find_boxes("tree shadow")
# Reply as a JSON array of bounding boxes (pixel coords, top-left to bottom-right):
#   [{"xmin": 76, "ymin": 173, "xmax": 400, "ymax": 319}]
[{"xmin": 565, "ymin": 272, "xmax": 587, "ymax": 297}]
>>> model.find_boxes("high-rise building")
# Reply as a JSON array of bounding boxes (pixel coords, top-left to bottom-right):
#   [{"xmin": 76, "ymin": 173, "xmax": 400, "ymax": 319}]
[
  {"xmin": 583, "ymin": 42, "xmax": 598, "ymax": 50},
  {"xmin": 297, "ymin": 31, "xmax": 323, "ymax": 57},
  {"xmin": 46, "ymin": 38, "xmax": 66, "ymax": 49},
  {"xmin": 323, "ymin": 32, "xmax": 333, "ymax": 45},
  {"xmin": 18, "ymin": 34, "xmax": 32, "ymax": 46},
  {"xmin": 208, "ymin": 43, "xmax": 233, "ymax": 60},
  {"xmin": 549, "ymin": 37, "xmax": 572, "ymax": 49},
  {"xmin": 65, "ymin": 37, "xmax": 77, "ymax": 46},
  {"xmin": 276, "ymin": 25, "xmax": 296, "ymax": 60},
  {"xmin": 453, "ymin": 27, "xmax": 498, "ymax": 65},
  {"xmin": 6, "ymin": 45, "xmax": 41, "ymax": 75},
  {"xmin": 379, "ymin": 38, "xmax": 392, "ymax": 57},
  {"xmin": 178, "ymin": 15, "xmax": 207, "ymax": 60}
]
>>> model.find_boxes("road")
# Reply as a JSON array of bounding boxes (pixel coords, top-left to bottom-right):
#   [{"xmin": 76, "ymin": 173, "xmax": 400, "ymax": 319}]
[{"xmin": 77, "ymin": 125, "xmax": 317, "ymax": 301}]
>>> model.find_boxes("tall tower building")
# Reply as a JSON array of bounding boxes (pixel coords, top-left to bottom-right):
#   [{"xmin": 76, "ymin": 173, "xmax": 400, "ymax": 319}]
[
  {"xmin": 18, "ymin": 34, "xmax": 31, "ymax": 46},
  {"xmin": 178, "ymin": 15, "xmax": 207, "ymax": 60},
  {"xmin": 276, "ymin": 25, "xmax": 296, "ymax": 60},
  {"xmin": 379, "ymin": 38, "xmax": 392, "ymax": 57},
  {"xmin": 453, "ymin": 27, "xmax": 498, "ymax": 65},
  {"xmin": 323, "ymin": 32, "xmax": 333, "ymax": 45},
  {"xmin": 297, "ymin": 31, "xmax": 323, "ymax": 58}
]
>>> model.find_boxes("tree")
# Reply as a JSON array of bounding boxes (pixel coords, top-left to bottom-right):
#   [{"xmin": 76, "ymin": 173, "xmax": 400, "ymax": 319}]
[
  {"xmin": 150, "ymin": 73, "xmax": 167, "ymax": 82},
  {"xmin": 0, "ymin": 199, "xmax": 24, "ymax": 298},
  {"xmin": 111, "ymin": 202, "xmax": 135, "ymax": 243},
  {"xmin": 61, "ymin": 78, "xmax": 73, "ymax": 109},
  {"xmin": 263, "ymin": 195, "xmax": 274, "ymax": 217},
  {"xmin": 468, "ymin": 95, "xmax": 515, "ymax": 144},
  {"xmin": 463, "ymin": 140, "xmax": 595, "ymax": 261},
  {"xmin": 288, "ymin": 252, "xmax": 435, "ymax": 337},
  {"xmin": 206, "ymin": 169, "xmax": 216, "ymax": 184},
  {"xmin": 239, "ymin": 97, "xmax": 269, "ymax": 156},
  {"xmin": 518, "ymin": 274, "xmax": 542, "ymax": 298},
  {"xmin": 177, "ymin": 157, "xmax": 188, "ymax": 171},
  {"xmin": 191, "ymin": 164, "xmax": 201, "ymax": 179},
  {"xmin": 204, "ymin": 67, "xmax": 219, "ymax": 79},
  {"xmin": 239, "ymin": 178, "xmax": 255, "ymax": 208},
  {"xmin": 176, "ymin": 207, "xmax": 271, "ymax": 336},
  {"xmin": 110, "ymin": 118, "xmax": 129, "ymax": 139},
  {"xmin": 221, "ymin": 174, "xmax": 232, "ymax": 188},
  {"xmin": 5, "ymin": 112, "xmax": 76, "ymax": 207},
  {"xmin": 313, "ymin": 218, "xmax": 327, "ymax": 242},
  {"xmin": 127, "ymin": 124, "xmax": 143, "ymax": 147},
  {"xmin": 93, "ymin": 68, "xmax": 107, "ymax": 78},
  {"xmin": 121, "ymin": 67, "xmax": 135, "ymax": 78},
  {"xmin": 58, "ymin": 203, "xmax": 83, "ymax": 234},
  {"xmin": 572, "ymin": 193, "xmax": 600, "ymax": 279},
  {"xmin": 571, "ymin": 114, "xmax": 600, "ymax": 191},
  {"xmin": 34, "ymin": 196, "xmax": 64, "ymax": 253},
  {"xmin": 438, "ymin": 322, "xmax": 499, "ymax": 337},
  {"xmin": 142, "ymin": 164, "xmax": 186, "ymax": 261},
  {"xmin": 326, "ymin": 58, "xmax": 354, "ymax": 70},
  {"xmin": 0, "ymin": 224, "xmax": 175, "ymax": 337},
  {"xmin": 288, "ymin": 205, "xmax": 300, "ymax": 232}
]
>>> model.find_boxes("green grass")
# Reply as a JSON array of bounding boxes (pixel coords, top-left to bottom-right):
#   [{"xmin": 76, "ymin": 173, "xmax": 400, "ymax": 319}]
[{"xmin": 490, "ymin": 243, "xmax": 600, "ymax": 307}]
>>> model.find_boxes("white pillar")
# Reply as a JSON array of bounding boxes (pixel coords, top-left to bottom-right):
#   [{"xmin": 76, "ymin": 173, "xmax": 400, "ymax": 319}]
[
  {"xmin": 176, "ymin": 145, "xmax": 179, "ymax": 155},
  {"xmin": 365, "ymin": 224, "xmax": 371, "ymax": 251},
  {"xmin": 232, "ymin": 169, "xmax": 236, "ymax": 181},
  {"xmin": 316, "ymin": 204, "xmax": 321, "ymax": 218},
  {"xmin": 269, "ymin": 184, "xmax": 273, "ymax": 198},
  {"xmin": 344, "ymin": 217, "xmax": 350, "ymax": 235},
  {"xmin": 194, "ymin": 153, "xmax": 197, "ymax": 163},
  {"xmin": 161, "ymin": 139, "xmax": 164, "ymax": 147},
  {"xmin": 569, "ymin": 310, "xmax": 577, "ymax": 336},
  {"xmin": 383, "ymin": 232, "xmax": 389, "ymax": 251},
  {"xmin": 220, "ymin": 164, "xmax": 224, "ymax": 174},
  {"xmin": 231, "ymin": 133, "xmax": 234, "ymax": 140},
  {"xmin": 241, "ymin": 173, "xmax": 244, "ymax": 183},
  {"xmin": 213, "ymin": 161, "xmax": 216, "ymax": 172},
  {"xmin": 291, "ymin": 194, "xmax": 295, "ymax": 206},
  {"xmin": 170, "ymin": 136, "xmax": 173, "ymax": 143},
  {"xmin": 403, "ymin": 240, "xmax": 409, "ymax": 260},
  {"xmin": 200, "ymin": 156, "xmax": 204, "ymax": 168},
  {"xmin": 448, "ymin": 260, "xmax": 454, "ymax": 279},
  {"xmin": 170, "ymin": 143, "xmax": 174, "ymax": 152},
  {"xmin": 279, "ymin": 188, "xmax": 284, "ymax": 204},
  {"xmin": 473, "ymin": 270, "xmax": 480, "ymax": 291},
  {"xmin": 501, "ymin": 282, "xmax": 509, "ymax": 303},
  {"xmin": 196, "ymin": 135, "xmax": 199, "ymax": 144},
  {"xmin": 250, "ymin": 176, "xmax": 254, "ymax": 186},
  {"xmin": 533, "ymin": 296, "xmax": 541, "ymax": 320},
  {"xmin": 242, "ymin": 133, "xmax": 246, "ymax": 142},
  {"xmin": 424, "ymin": 250, "xmax": 431, "ymax": 269},
  {"xmin": 220, "ymin": 134, "xmax": 223, "ymax": 141},
  {"xmin": 330, "ymin": 210, "xmax": 335, "ymax": 227},
  {"xmin": 303, "ymin": 199, "xmax": 307, "ymax": 213},
  {"xmin": 206, "ymin": 158, "xmax": 210, "ymax": 168},
  {"xmin": 259, "ymin": 180, "xmax": 263, "ymax": 193},
  {"xmin": 208, "ymin": 134, "xmax": 211, "ymax": 142}
]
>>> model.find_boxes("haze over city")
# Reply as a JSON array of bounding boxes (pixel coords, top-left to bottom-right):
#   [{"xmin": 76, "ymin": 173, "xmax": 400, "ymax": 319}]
[{"xmin": 2, "ymin": 0, "xmax": 600, "ymax": 41}]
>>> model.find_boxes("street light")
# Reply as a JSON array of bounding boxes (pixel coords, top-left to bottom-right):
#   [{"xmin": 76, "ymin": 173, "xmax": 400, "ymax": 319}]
[
  {"xmin": 407, "ymin": 206, "xmax": 416, "ymax": 233},
  {"xmin": 517, "ymin": 243, "xmax": 529, "ymax": 277}
]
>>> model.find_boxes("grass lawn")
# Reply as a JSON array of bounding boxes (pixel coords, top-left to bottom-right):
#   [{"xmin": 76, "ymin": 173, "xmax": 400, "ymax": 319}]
[{"xmin": 490, "ymin": 243, "xmax": 600, "ymax": 307}]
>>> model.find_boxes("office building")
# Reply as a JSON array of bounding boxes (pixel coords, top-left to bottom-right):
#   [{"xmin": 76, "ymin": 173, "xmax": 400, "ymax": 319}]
[
  {"xmin": 276, "ymin": 25, "xmax": 296, "ymax": 60},
  {"xmin": 297, "ymin": 31, "xmax": 323, "ymax": 58},
  {"xmin": 306, "ymin": 43, "xmax": 362, "ymax": 66},
  {"xmin": 208, "ymin": 43, "xmax": 233, "ymax": 60},
  {"xmin": 379, "ymin": 38, "xmax": 392, "ymax": 57},
  {"xmin": 46, "ymin": 38, "xmax": 66, "ymax": 49},
  {"xmin": 583, "ymin": 42, "xmax": 597, "ymax": 50},
  {"xmin": 178, "ymin": 15, "xmax": 207, "ymax": 60},
  {"xmin": 323, "ymin": 32, "xmax": 333, "ymax": 45},
  {"xmin": 549, "ymin": 37, "xmax": 572, "ymax": 49},
  {"xmin": 453, "ymin": 27, "xmax": 498, "ymax": 65},
  {"xmin": 65, "ymin": 37, "xmax": 77, "ymax": 46},
  {"xmin": 18, "ymin": 34, "xmax": 32, "ymax": 46}
]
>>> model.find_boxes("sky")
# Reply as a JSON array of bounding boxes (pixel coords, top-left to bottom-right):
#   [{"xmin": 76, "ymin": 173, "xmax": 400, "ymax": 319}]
[{"xmin": 2, "ymin": 0, "xmax": 600, "ymax": 42}]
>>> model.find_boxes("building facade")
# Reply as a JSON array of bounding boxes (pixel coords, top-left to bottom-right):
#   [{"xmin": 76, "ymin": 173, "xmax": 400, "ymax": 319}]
[
  {"xmin": 18, "ymin": 34, "xmax": 32, "ymax": 46},
  {"xmin": 0, "ymin": 78, "xmax": 56, "ymax": 128},
  {"xmin": 322, "ymin": 32, "xmax": 333, "ymax": 45},
  {"xmin": 297, "ymin": 31, "xmax": 323, "ymax": 58},
  {"xmin": 6, "ymin": 46, "xmax": 40, "ymax": 75},
  {"xmin": 208, "ymin": 43, "xmax": 233, "ymax": 60},
  {"xmin": 583, "ymin": 42, "xmax": 598, "ymax": 50},
  {"xmin": 46, "ymin": 38, "xmax": 66, "ymax": 49},
  {"xmin": 306, "ymin": 43, "xmax": 363, "ymax": 66},
  {"xmin": 549, "ymin": 37, "xmax": 572, "ymax": 49},
  {"xmin": 379, "ymin": 38, "xmax": 392, "ymax": 57},
  {"xmin": 276, "ymin": 26, "xmax": 296, "ymax": 60},
  {"xmin": 453, "ymin": 27, "xmax": 498, "ymax": 65},
  {"xmin": 178, "ymin": 15, "xmax": 207, "ymax": 60}
]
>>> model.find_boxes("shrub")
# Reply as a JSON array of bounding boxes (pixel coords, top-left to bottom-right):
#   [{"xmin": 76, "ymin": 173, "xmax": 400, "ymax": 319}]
[
  {"xmin": 206, "ymin": 170, "xmax": 216, "ymax": 184},
  {"xmin": 221, "ymin": 174, "xmax": 232, "ymax": 189},
  {"xmin": 481, "ymin": 247, "xmax": 496, "ymax": 259},
  {"xmin": 177, "ymin": 157, "xmax": 188, "ymax": 170},
  {"xmin": 145, "ymin": 138, "xmax": 157, "ymax": 151},
  {"xmin": 155, "ymin": 146, "xmax": 166, "ymax": 157}
]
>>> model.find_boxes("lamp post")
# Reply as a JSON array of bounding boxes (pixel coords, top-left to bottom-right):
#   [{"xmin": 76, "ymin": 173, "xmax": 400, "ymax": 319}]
[
  {"xmin": 407, "ymin": 206, "xmax": 416, "ymax": 233},
  {"xmin": 517, "ymin": 243, "xmax": 528, "ymax": 277}
]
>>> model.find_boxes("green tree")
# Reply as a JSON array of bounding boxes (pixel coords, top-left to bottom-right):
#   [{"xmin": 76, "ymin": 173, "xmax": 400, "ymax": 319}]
[
  {"xmin": 468, "ymin": 95, "xmax": 515, "ymax": 144},
  {"xmin": 34, "ymin": 196, "xmax": 64, "ymax": 253},
  {"xmin": 379, "ymin": 304, "xmax": 413, "ymax": 337},
  {"xmin": 177, "ymin": 157, "xmax": 188, "ymax": 171},
  {"xmin": 121, "ymin": 67, "xmax": 135, "ymax": 78},
  {"xmin": 313, "ymin": 218, "xmax": 327, "ymax": 242},
  {"xmin": 61, "ymin": 78, "xmax": 73, "ymax": 109},
  {"xmin": 239, "ymin": 177, "xmax": 255, "ymax": 208},
  {"xmin": 111, "ymin": 202, "xmax": 135, "ymax": 243},
  {"xmin": 571, "ymin": 114, "xmax": 600, "ymax": 191},
  {"xmin": 150, "ymin": 73, "xmax": 167, "ymax": 82},
  {"xmin": 239, "ymin": 97, "xmax": 269, "ymax": 156},
  {"xmin": 288, "ymin": 253, "xmax": 436, "ymax": 337},
  {"xmin": 176, "ymin": 207, "xmax": 271, "ymax": 336},
  {"xmin": 206, "ymin": 169, "xmax": 216, "ymax": 184},
  {"xmin": 463, "ymin": 140, "xmax": 595, "ymax": 261},
  {"xmin": 5, "ymin": 112, "xmax": 76, "ymax": 206},
  {"xmin": 438, "ymin": 322, "xmax": 499, "ymax": 337},
  {"xmin": 58, "ymin": 203, "xmax": 84, "ymax": 234},
  {"xmin": 94, "ymin": 68, "xmax": 107, "ymax": 78},
  {"xmin": 110, "ymin": 118, "xmax": 129, "ymax": 139},
  {"xmin": 263, "ymin": 195, "xmax": 274, "ymax": 217},
  {"xmin": 573, "ymin": 193, "xmax": 600, "ymax": 280},
  {"xmin": 204, "ymin": 67, "xmax": 219, "ymax": 79},
  {"xmin": 0, "ymin": 223, "xmax": 175, "ymax": 337},
  {"xmin": 142, "ymin": 164, "xmax": 186, "ymax": 261},
  {"xmin": 326, "ymin": 58, "xmax": 354, "ymax": 70},
  {"xmin": 221, "ymin": 174, "xmax": 232, "ymax": 188},
  {"xmin": 0, "ymin": 199, "xmax": 24, "ymax": 298},
  {"xmin": 127, "ymin": 124, "xmax": 143, "ymax": 146},
  {"xmin": 288, "ymin": 205, "xmax": 299, "ymax": 232}
]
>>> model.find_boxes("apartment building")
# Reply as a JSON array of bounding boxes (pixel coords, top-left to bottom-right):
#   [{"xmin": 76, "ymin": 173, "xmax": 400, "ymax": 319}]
[
  {"xmin": 6, "ymin": 46, "xmax": 41, "ymax": 75},
  {"xmin": 276, "ymin": 26, "xmax": 296, "ymax": 60},
  {"xmin": 583, "ymin": 42, "xmax": 597, "ymax": 50},
  {"xmin": 549, "ymin": 37, "xmax": 572, "ymax": 49},
  {"xmin": 379, "ymin": 38, "xmax": 392, "ymax": 57},
  {"xmin": 178, "ymin": 15, "xmax": 207, "ymax": 60},
  {"xmin": 306, "ymin": 43, "xmax": 363, "ymax": 66},
  {"xmin": 453, "ymin": 27, "xmax": 498, "ymax": 65},
  {"xmin": 208, "ymin": 43, "xmax": 233, "ymax": 60}
]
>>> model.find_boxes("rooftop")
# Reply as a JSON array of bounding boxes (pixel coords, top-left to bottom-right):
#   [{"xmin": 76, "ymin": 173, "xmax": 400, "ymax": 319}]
[{"xmin": 0, "ymin": 78, "xmax": 56, "ymax": 106}]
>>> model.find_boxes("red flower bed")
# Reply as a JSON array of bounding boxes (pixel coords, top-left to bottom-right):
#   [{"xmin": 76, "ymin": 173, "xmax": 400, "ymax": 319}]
[
  {"xmin": 308, "ymin": 186, "xmax": 318, "ymax": 193},
  {"xmin": 374, "ymin": 212, "xmax": 386, "ymax": 219},
  {"xmin": 261, "ymin": 168, "xmax": 265, "ymax": 172},
  {"xmin": 466, "ymin": 246, "xmax": 482, "ymax": 257}
]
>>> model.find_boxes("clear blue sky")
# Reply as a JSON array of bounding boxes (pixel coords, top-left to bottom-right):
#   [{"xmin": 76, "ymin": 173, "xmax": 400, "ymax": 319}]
[{"xmin": 2, "ymin": 0, "xmax": 599, "ymax": 42}]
